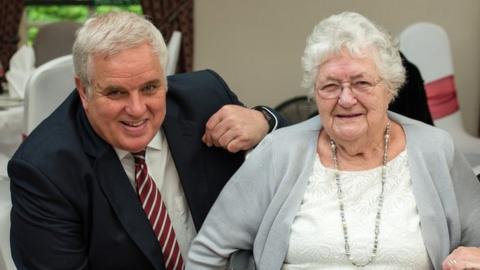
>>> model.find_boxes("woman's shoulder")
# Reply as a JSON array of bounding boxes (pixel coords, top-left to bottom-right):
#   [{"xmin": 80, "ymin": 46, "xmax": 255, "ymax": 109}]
[
  {"xmin": 258, "ymin": 117, "xmax": 318, "ymax": 155},
  {"xmin": 391, "ymin": 112, "xmax": 452, "ymax": 141},
  {"xmin": 390, "ymin": 112, "xmax": 455, "ymax": 158},
  {"xmin": 249, "ymin": 116, "xmax": 319, "ymax": 170},
  {"xmin": 269, "ymin": 116, "xmax": 320, "ymax": 140}
]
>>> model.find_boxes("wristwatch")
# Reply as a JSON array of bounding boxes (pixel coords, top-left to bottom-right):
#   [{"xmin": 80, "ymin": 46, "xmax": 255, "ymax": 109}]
[{"xmin": 253, "ymin": 106, "xmax": 277, "ymax": 133}]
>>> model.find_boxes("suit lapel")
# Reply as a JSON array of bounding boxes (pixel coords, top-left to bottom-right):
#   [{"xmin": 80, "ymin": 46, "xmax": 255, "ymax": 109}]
[
  {"xmin": 162, "ymin": 105, "xmax": 210, "ymax": 230},
  {"xmin": 95, "ymin": 151, "xmax": 167, "ymax": 270},
  {"xmin": 79, "ymin": 109, "xmax": 167, "ymax": 270}
]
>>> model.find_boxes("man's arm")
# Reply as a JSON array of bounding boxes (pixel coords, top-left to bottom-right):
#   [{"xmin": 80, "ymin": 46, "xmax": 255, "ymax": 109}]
[
  {"xmin": 9, "ymin": 159, "xmax": 88, "ymax": 270},
  {"xmin": 182, "ymin": 69, "xmax": 286, "ymax": 153},
  {"xmin": 202, "ymin": 105, "xmax": 287, "ymax": 153},
  {"xmin": 203, "ymin": 105, "xmax": 269, "ymax": 153}
]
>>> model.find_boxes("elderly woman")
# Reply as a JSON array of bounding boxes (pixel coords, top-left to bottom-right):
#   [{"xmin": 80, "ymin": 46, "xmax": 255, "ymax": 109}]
[{"xmin": 186, "ymin": 12, "xmax": 480, "ymax": 270}]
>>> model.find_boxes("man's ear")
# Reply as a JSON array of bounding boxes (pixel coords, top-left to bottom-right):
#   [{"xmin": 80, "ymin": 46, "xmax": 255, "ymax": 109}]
[{"xmin": 75, "ymin": 76, "xmax": 89, "ymax": 111}]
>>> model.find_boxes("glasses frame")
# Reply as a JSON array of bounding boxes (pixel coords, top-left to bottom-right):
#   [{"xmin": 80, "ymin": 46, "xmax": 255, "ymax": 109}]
[{"xmin": 315, "ymin": 78, "xmax": 383, "ymax": 99}]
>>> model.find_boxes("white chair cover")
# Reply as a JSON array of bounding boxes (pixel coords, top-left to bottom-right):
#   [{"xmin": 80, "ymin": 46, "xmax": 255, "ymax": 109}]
[
  {"xmin": 24, "ymin": 54, "xmax": 75, "ymax": 135},
  {"xmin": 400, "ymin": 22, "xmax": 480, "ymax": 167},
  {"xmin": 166, "ymin": 31, "xmax": 182, "ymax": 76}
]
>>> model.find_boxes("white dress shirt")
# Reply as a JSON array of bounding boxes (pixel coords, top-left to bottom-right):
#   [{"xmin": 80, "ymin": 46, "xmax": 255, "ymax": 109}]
[{"xmin": 115, "ymin": 130, "xmax": 196, "ymax": 259}]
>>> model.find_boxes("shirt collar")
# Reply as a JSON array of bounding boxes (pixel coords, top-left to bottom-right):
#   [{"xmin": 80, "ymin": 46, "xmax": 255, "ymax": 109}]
[{"xmin": 114, "ymin": 130, "xmax": 164, "ymax": 160}]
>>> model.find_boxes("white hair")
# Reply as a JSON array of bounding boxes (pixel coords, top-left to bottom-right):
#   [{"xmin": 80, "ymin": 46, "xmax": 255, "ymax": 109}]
[
  {"xmin": 301, "ymin": 12, "xmax": 405, "ymax": 99},
  {"xmin": 72, "ymin": 11, "xmax": 168, "ymax": 92}
]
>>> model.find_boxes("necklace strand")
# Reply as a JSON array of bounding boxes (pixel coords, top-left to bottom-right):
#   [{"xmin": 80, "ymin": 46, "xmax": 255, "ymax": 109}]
[{"xmin": 329, "ymin": 121, "xmax": 390, "ymax": 267}]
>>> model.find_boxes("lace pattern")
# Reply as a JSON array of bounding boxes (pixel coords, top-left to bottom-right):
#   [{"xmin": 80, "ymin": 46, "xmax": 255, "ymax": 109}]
[{"xmin": 283, "ymin": 151, "xmax": 432, "ymax": 269}]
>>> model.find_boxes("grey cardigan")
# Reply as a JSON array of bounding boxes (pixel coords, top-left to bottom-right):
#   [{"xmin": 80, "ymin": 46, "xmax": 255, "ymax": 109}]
[{"xmin": 187, "ymin": 112, "xmax": 480, "ymax": 270}]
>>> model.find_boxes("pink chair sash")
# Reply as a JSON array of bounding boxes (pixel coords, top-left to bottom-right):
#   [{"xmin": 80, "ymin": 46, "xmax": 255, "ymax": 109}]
[{"xmin": 424, "ymin": 75, "xmax": 459, "ymax": 119}]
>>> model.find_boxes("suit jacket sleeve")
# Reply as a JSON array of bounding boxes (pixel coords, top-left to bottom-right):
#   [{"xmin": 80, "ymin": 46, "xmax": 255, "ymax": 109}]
[
  {"xmin": 207, "ymin": 70, "xmax": 288, "ymax": 130},
  {"xmin": 9, "ymin": 158, "xmax": 88, "ymax": 270}
]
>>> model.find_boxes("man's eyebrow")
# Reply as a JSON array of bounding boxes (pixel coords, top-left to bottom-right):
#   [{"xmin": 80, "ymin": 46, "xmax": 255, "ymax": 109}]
[
  {"xmin": 141, "ymin": 79, "xmax": 162, "ymax": 87},
  {"xmin": 95, "ymin": 79, "xmax": 162, "ymax": 92},
  {"xmin": 96, "ymin": 83, "xmax": 127, "ymax": 92}
]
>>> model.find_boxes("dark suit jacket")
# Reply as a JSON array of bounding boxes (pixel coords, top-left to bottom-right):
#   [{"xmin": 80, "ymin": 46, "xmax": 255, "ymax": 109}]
[
  {"xmin": 8, "ymin": 70, "xmax": 267, "ymax": 270},
  {"xmin": 389, "ymin": 53, "xmax": 434, "ymax": 125}
]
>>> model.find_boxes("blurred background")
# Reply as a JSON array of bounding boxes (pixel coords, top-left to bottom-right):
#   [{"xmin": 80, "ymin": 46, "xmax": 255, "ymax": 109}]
[{"xmin": 8, "ymin": 0, "xmax": 480, "ymax": 135}]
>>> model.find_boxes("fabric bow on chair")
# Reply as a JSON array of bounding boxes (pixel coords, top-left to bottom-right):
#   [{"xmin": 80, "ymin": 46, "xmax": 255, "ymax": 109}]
[{"xmin": 400, "ymin": 22, "xmax": 480, "ymax": 168}]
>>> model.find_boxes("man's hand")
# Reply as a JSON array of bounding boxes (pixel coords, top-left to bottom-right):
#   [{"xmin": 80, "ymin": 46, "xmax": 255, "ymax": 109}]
[
  {"xmin": 202, "ymin": 105, "xmax": 269, "ymax": 153},
  {"xmin": 442, "ymin": 246, "xmax": 480, "ymax": 270}
]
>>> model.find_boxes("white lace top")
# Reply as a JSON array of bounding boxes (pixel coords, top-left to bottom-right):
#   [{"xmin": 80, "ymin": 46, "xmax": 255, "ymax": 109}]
[{"xmin": 283, "ymin": 150, "xmax": 433, "ymax": 270}]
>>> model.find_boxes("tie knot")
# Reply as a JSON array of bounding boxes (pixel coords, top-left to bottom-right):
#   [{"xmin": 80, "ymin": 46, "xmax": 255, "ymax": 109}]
[{"xmin": 132, "ymin": 150, "xmax": 146, "ymax": 164}]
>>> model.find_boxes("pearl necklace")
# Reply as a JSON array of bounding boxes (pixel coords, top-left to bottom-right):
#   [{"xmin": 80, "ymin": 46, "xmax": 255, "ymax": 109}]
[{"xmin": 329, "ymin": 121, "xmax": 390, "ymax": 267}]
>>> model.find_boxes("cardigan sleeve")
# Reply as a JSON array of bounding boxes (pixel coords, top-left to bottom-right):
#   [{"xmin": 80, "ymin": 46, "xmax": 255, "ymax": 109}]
[
  {"xmin": 450, "ymin": 148, "xmax": 480, "ymax": 247},
  {"xmin": 186, "ymin": 135, "xmax": 278, "ymax": 269}
]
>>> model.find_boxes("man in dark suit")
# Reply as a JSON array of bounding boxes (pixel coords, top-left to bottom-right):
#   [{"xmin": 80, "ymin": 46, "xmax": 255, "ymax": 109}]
[{"xmin": 8, "ymin": 12, "xmax": 285, "ymax": 270}]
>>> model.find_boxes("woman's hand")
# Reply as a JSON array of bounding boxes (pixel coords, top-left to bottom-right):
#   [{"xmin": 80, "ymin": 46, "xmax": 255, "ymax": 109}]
[{"xmin": 443, "ymin": 246, "xmax": 480, "ymax": 270}]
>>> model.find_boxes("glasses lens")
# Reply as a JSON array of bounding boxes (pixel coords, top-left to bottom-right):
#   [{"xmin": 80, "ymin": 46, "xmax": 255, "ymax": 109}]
[
  {"xmin": 317, "ymin": 79, "xmax": 381, "ymax": 99},
  {"xmin": 317, "ymin": 84, "xmax": 340, "ymax": 99}
]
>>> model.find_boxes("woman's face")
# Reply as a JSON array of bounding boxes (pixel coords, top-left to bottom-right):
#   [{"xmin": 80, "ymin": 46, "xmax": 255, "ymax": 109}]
[{"xmin": 314, "ymin": 50, "xmax": 392, "ymax": 143}]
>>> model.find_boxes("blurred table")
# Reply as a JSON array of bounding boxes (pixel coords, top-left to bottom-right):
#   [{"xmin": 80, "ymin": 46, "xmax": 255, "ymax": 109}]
[
  {"xmin": 0, "ymin": 177, "xmax": 14, "ymax": 270},
  {"xmin": 0, "ymin": 93, "xmax": 20, "ymax": 270},
  {"xmin": 0, "ymin": 106, "xmax": 23, "ymax": 155},
  {"xmin": 0, "ymin": 101, "xmax": 24, "ymax": 178}
]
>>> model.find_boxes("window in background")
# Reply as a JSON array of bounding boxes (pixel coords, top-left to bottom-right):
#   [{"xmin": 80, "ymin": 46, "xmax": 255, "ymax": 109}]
[{"xmin": 25, "ymin": 0, "xmax": 142, "ymax": 44}]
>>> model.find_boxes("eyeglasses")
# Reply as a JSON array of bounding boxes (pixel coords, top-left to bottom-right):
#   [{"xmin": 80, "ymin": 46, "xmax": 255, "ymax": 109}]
[{"xmin": 315, "ymin": 78, "xmax": 383, "ymax": 99}]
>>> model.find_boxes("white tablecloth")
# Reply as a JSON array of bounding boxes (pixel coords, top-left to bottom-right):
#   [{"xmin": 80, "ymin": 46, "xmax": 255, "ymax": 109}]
[
  {"xmin": 0, "ymin": 106, "xmax": 24, "ymax": 178},
  {"xmin": 0, "ymin": 178, "xmax": 14, "ymax": 270},
  {"xmin": 0, "ymin": 103, "xmax": 22, "ymax": 270},
  {"xmin": 0, "ymin": 106, "xmax": 23, "ymax": 156}
]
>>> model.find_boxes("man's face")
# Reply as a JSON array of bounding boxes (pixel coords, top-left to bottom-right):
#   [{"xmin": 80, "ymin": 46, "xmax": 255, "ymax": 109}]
[{"xmin": 76, "ymin": 43, "xmax": 167, "ymax": 152}]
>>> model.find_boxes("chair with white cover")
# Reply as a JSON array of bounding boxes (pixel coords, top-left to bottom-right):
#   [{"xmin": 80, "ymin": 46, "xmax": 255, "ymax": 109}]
[
  {"xmin": 400, "ymin": 22, "xmax": 480, "ymax": 167},
  {"xmin": 24, "ymin": 54, "xmax": 75, "ymax": 135},
  {"xmin": 166, "ymin": 31, "xmax": 182, "ymax": 76}
]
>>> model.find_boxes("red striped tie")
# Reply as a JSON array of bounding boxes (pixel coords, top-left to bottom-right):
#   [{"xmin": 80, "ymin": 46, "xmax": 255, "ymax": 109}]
[{"xmin": 133, "ymin": 151, "xmax": 184, "ymax": 270}]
